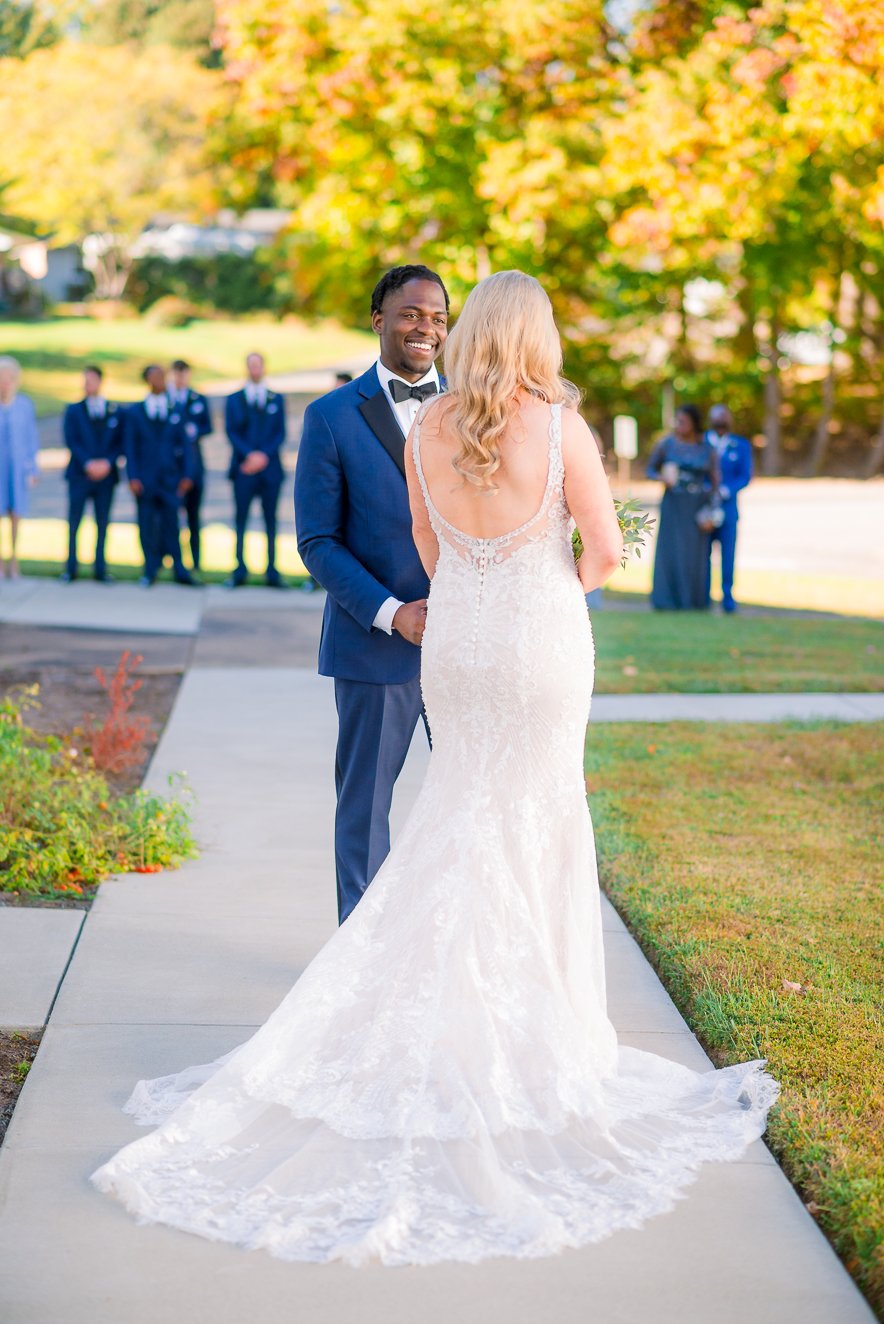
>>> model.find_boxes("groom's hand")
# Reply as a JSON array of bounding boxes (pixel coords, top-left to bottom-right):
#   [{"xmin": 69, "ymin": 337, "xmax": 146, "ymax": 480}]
[{"xmin": 392, "ymin": 599, "xmax": 428, "ymax": 645}]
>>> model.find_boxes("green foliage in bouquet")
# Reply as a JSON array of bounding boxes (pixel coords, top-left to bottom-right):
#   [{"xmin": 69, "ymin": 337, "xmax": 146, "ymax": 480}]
[
  {"xmin": 0, "ymin": 687, "xmax": 197, "ymax": 901},
  {"xmin": 572, "ymin": 498, "xmax": 655, "ymax": 570}
]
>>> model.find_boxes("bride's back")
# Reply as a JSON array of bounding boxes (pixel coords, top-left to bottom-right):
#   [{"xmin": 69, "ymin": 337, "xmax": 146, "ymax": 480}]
[{"xmin": 415, "ymin": 395, "xmax": 555, "ymax": 542}]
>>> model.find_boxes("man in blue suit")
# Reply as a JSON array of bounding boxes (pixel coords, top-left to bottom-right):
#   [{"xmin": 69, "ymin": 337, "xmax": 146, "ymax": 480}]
[
  {"xmin": 124, "ymin": 364, "xmax": 196, "ymax": 587},
  {"xmin": 295, "ymin": 264, "xmax": 450, "ymax": 923},
  {"xmin": 61, "ymin": 365, "xmax": 123, "ymax": 582},
  {"xmin": 169, "ymin": 359, "xmax": 213, "ymax": 575},
  {"xmin": 225, "ymin": 353, "xmax": 286, "ymax": 587},
  {"xmin": 706, "ymin": 404, "xmax": 753, "ymax": 613}
]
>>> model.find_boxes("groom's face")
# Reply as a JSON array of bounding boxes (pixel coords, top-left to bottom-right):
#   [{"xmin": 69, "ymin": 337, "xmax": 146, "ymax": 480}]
[{"xmin": 373, "ymin": 279, "xmax": 449, "ymax": 381}]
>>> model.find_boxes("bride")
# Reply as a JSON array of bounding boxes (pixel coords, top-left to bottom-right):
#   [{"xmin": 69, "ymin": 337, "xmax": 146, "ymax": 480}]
[{"xmin": 91, "ymin": 271, "xmax": 777, "ymax": 1265}]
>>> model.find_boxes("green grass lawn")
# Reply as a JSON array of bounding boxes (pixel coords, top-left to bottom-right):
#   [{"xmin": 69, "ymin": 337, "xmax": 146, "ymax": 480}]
[
  {"xmin": 0, "ymin": 313, "xmax": 376, "ymax": 414},
  {"xmin": 585, "ymin": 721, "xmax": 883, "ymax": 1314},
  {"xmin": 15, "ymin": 518, "xmax": 309, "ymax": 581},
  {"xmin": 592, "ymin": 606, "xmax": 884, "ymax": 692},
  {"xmin": 608, "ymin": 552, "xmax": 884, "ymax": 619}
]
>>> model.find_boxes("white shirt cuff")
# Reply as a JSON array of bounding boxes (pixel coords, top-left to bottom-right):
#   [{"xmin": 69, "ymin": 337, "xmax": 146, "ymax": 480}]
[{"xmin": 372, "ymin": 596, "xmax": 404, "ymax": 635}]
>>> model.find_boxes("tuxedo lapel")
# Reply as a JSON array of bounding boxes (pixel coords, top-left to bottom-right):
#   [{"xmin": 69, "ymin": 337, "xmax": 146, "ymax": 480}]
[{"xmin": 358, "ymin": 387, "xmax": 406, "ymax": 478}]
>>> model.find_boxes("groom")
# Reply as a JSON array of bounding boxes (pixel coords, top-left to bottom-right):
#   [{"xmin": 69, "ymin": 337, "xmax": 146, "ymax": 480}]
[{"xmin": 295, "ymin": 264, "xmax": 450, "ymax": 923}]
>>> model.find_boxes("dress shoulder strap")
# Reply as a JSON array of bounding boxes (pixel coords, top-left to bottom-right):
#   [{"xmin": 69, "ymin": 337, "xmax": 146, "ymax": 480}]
[
  {"xmin": 548, "ymin": 402, "xmax": 565, "ymax": 490},
  {"xmin": 411, "ymin": 399, "xmax": 440, "ymax": 530}
]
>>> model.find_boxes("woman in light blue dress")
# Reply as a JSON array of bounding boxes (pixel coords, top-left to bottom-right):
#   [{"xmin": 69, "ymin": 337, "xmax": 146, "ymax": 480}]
[{"xmin": 0, "ymin": 356, "xmax": 39, "ymax": 579}]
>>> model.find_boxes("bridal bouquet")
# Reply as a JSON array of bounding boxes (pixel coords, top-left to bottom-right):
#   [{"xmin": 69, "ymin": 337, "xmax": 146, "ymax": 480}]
[{"xmin": 573, "ymin": 498, "xmax": 655, "ymax": 570}]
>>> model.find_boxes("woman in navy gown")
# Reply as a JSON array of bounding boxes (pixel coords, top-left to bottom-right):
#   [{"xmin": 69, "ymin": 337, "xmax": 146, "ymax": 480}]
[{"xmin": 646, "ymin": 404, "xmax": 719, "ymax": 610}]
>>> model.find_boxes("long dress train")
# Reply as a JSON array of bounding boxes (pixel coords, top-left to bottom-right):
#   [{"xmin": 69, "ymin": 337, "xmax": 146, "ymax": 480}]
[{"xmin": 91, "ymin": 404, "xmax": 778, "ymax": 1265}]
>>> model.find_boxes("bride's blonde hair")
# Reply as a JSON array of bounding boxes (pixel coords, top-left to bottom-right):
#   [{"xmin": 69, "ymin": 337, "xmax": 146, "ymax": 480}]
[{"xmin": 441, "ymin": 270, "xmax": 580, "ymax": 489}]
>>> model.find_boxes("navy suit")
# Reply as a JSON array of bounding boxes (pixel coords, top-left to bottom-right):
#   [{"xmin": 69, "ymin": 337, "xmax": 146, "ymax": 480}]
[
  {"xmin": 225, "ymin": 387, "xmax": 286, "ymax": 577},
  {"xmin": 707, "ymin": 431, "xmax": 753, "ymax": 610},
  {"xmin": 124, "ymin": 401, "xmax": 195, "ymax": 581},
  {"xmin": 170, "ymin": 388, "xmax": 212, "ymax": 570},
  {"xmin": 63, "ymin": 400, "xmax": 123, "ymax": 578},
  {"xmin": 295, "ymin": 365, "xmax": 432, "ymax": 923}
]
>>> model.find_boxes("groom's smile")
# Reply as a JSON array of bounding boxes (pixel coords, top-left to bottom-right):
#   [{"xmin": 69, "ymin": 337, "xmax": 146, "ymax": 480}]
[{"xmin": 373, "ymin": 278, "xmax": 449, "ymax": 382}]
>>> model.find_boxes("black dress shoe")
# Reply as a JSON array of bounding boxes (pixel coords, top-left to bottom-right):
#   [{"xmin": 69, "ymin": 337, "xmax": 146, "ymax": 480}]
[
  {"xmin": 174, "ymin": 571, "xmax": 197, "ymax": 586},
  {"xmin": 225, "ymin": 571, "xmax": 247, "ymax": 589},
  {"xmin": 138, "ymin": 575, "xmax": 156, "ymax": 589},
  {"xmin": 58, "ymin": 569, "xmax": 77, "ymax": 583},
  {"xmin": 265, "ymin": 570, "xmax": 285, "ymax": 588},
  {"xmin": 94, "ymin": 570, "xmax": 114, "ymax": 583}
]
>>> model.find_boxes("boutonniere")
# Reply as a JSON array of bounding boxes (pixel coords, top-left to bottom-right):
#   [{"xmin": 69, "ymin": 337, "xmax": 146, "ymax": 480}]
[
  {"xmin": 170, "ymin": 413, "xmax": 181, "ymax": 425},
  {"xmin": 185, "ymin": 421, "xmax": 198, "ymax": 438},
  {"xmin": 108, "ymin": 415, "xmax": 118, "ymax": 428},
  {"xmin": 267, "ymin": 401, "xmax": 278, "ymax": 413},
  {"xmin": 192, "ymin": 401, "xmax": 204, "ymax": 414}
]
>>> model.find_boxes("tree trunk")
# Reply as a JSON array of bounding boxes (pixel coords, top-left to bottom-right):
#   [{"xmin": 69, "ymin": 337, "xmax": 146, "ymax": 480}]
[
  {"xmin": 757, "ymin": 313, "xmax": 782, "ymax": 476},
  {"xmin": 475, "ymin": 245, "xmax": 491, "ymax": 282},
  {"xmin": 864, "ymin": 407, "xmax": 884, "ymax": 478},
  {"xmin": 803, "ymin": 351, "xmax": 836, "ymax": 476}
]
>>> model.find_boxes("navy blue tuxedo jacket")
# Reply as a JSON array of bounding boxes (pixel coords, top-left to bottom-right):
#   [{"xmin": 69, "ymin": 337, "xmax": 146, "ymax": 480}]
[
  {"xmin": 123, "ymin": 402, "xmax": 196, "ymax": 496},
  {"xmin": 171, "ymin": 389, "xmax": 212, "ymax": 481},
  {"xmin": 707, "ymin": 432, "xmax": 753, "ymax": 519},
  {"xmin": 294, "ymin": 365, "xmax": 433, "ymax": 684},
  {"xmin": 63, "ymin": 400, "xmax": 123, "ymax": 484},
  {"xmin": 225, "ymin": 388, "xmax": 286, "ymax": 482}
]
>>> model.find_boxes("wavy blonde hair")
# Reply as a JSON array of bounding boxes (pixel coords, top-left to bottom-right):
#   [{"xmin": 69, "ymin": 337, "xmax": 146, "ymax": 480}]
[{"xmin": 440, "ymin": 271, "xmax": 580, "ymax": 489}]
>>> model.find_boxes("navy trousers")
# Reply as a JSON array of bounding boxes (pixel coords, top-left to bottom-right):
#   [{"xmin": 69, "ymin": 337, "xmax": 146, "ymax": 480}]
[
  {"xmin": 182, "ymin": 480, "xmax": 203, "ymax": 570},
  {"xmin": 233, "ymin": 472, "xmax": 282, "ymax": 574},
  {"xmin": 710, "ymin": 513, "xmax": 738, "ymax": 608},
  {"xmin": 333, "ymin": 676, "xmax": 427, "ymax": 925},
  {"xmin": 137, "ymin": 492, "xmax": 185, "ymax": 580},
  {"xmin": 67, "ymin": 477, "xmax": 114, "ymax": 576}
]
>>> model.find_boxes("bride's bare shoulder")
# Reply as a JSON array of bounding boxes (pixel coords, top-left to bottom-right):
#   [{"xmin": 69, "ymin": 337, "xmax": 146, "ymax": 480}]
[
  {"xmin": 417, "ymin": 394, "xmax": 455, "ymax": 440},
  {"xmin": 560, "ymin": 404, "xmax": 596, "ymax": 447}
]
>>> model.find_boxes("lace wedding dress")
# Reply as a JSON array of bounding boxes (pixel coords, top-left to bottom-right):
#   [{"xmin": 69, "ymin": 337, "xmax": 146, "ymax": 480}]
[{"xmin": 91, "ymin": 403, "xmax": 778, "ymax": 1265}]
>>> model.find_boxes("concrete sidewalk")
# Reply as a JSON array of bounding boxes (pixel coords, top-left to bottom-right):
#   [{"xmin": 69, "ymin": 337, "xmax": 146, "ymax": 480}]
[{"xmin": 0, "ymin": 666, "xmax": 874, "ymax": 1324}]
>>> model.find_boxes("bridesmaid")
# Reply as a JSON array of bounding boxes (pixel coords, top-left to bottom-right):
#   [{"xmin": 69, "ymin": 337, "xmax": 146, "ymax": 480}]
[
  {"xmin": 646, "ymin": 403, "xmax": 719, "ymax": 610},
  {"xmin": 0, "ymin": 356, "xmax": 39, "ymax": 580}
]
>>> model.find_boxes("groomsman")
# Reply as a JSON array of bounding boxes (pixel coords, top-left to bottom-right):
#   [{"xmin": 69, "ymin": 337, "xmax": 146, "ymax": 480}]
[
  {"xmin": 61, "ymin": 365, "xmax": 122, "ymax": 582},
  {"xmin": 706, "ymin": 404, "xmax": 753, "ymax": 613},
  {"xmin": 168, "ymin": 359, "xmax": 212, "ymax": 573},
  {"xmin": 124, "ymin": 365, "xmax": 196, "ymax": 587},
  {"xmin": 225, "ymin": 352, "xmax": 286, "ymax": 587}
]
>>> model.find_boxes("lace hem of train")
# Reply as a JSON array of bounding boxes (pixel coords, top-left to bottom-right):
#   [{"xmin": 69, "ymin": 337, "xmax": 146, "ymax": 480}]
[{"xmin": 93, "ymin": 1054, "xmax": 777, "ymax": 1266}]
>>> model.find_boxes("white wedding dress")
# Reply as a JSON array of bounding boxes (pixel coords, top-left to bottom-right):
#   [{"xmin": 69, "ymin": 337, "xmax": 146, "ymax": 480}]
[{"xmin": 91, "ymin": 403, "xmax": 778, "ymax": 1265}]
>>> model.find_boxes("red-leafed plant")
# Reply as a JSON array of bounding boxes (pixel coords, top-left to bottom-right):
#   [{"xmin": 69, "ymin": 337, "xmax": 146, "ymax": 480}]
[{"xmin": 89, "ymin": 651, "xmax": 155, "ymax": 774}]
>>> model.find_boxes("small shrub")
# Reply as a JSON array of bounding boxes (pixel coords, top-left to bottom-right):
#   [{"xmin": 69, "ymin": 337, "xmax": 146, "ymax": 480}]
[
  {"xmin": 88, "ymin": 651, "xmax": 154, "ymax": 775},
  {"xmin": 0, "ymin": 687, "xmax": 197, "ymax": 901},
  {"xmin": 143, "ymin": 295, "xmax": 206, "ymax": 327}
]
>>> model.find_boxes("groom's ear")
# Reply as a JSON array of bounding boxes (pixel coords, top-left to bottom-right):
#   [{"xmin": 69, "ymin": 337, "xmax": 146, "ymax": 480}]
[{"xmin": 371, "ymin": 309, "xmax": 384, "ymax": 335}]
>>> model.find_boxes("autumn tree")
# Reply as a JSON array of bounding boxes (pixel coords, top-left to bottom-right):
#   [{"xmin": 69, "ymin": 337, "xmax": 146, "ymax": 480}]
[
  {"xmin": 215, "ymin": 0, "xmax": 615, "ymax": 324},
  {"xmin": 0, "ymin": 39, "xmax": 222, "ymax": 296},
  {"xmin": 598, "ymin": 0, "xmax": 884, "ymax": 471}
]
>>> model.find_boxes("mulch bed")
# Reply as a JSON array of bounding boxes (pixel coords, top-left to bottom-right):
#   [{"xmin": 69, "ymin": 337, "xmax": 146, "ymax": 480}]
[{"xmin": 0, "ymin": 1030, "xmax": 43, "ymax": 1145}]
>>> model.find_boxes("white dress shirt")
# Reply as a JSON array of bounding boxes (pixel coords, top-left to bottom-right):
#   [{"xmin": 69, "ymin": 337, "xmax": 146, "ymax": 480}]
[
  {"xmin": 169, "ymin": 388, "xmax": 189, "ymax": 409},
  {"xmin": 244, "ymin": 381, "xmax": 268, "ymax": 408},
  {"xmin": 372, "ymin": 359, "xmax": 441, "ymax": 635},
  {"xmin": 86, "ymin": 397, "xmax": 106, "ymax": 420},
  {"xmin": 144, "ymin": 393, "xmax": 168, "ymax": 420}
]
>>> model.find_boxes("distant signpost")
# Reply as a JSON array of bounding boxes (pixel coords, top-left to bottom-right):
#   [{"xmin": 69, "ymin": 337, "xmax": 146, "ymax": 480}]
[{"xmin": 613, "ymin": 414, "xmax": 638, "ymax": 483}]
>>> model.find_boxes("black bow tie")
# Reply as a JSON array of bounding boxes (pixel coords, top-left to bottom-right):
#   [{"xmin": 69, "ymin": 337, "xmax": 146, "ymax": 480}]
[{"xmin": 388, "ymin": 379, "xmax": 437, "ymax": 404}]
